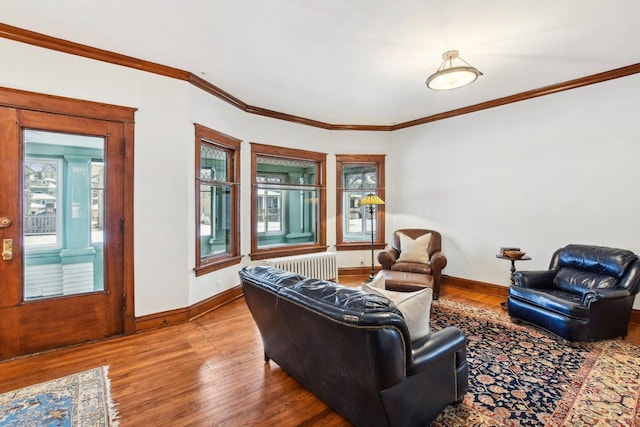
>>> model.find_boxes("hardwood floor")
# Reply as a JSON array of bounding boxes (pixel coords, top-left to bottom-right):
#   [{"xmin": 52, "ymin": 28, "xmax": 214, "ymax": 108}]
[{"xmin": 0, "ymin": 275, "xmax": 638, "ymax": 426}]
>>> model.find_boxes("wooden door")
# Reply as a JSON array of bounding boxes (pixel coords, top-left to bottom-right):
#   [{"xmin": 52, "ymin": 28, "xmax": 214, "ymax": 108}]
[{"xmin": 0, "ymin": 106, "xmax": 127, "ymax": 359}]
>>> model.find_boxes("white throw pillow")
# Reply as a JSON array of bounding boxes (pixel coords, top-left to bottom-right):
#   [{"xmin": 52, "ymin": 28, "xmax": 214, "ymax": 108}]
[
  {"xmin": 397, "ymin": 232, "xmax": 431, "ymax": 264},
  {"xmin": 361, "ymin": 283, "xmax": 433, "ymax": 341},
  {"xmin": 367, "ymin": 273, "xmax": 386, "ymax": 289}
]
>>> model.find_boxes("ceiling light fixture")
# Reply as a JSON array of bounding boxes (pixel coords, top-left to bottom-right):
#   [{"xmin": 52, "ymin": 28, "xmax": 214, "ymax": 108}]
[{"xmin": 425, "ymin": 50, "xmax": 482, "ymax": 90}]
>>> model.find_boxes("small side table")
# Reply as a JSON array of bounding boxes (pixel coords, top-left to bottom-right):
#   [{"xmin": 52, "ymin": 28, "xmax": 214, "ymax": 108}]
[
  {"xmin": 496, "ymin": 254, "xmax": 531, "ymax": 310},
  {"xmin": 496, "ymin": 254, "xmax": 532, "ymax": 284}
]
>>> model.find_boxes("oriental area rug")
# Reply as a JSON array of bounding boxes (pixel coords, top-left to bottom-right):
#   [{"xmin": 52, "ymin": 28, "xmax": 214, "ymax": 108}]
[
  {"xmin": 0, "ymin": 366, "xmax": 118, "ymax": 427},
  {"xmin": 430, "ymin": 299, "xmax": 640, "ymax": 426}
]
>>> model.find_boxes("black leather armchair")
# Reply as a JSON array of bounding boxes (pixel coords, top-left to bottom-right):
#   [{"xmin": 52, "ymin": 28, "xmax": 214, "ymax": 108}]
[{"xmin": 508, "ymin": 244, "xmax": 640, "ymax": 342}]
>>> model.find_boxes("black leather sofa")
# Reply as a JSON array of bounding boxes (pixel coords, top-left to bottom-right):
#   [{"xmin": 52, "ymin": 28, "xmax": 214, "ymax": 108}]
[
  {"xmin": 239, "ymin": 266, "xmax": 468, "ymax": 427},
  {"xmin": 508, "ymin": 244, "xmax": 640, "ymax": 342}
]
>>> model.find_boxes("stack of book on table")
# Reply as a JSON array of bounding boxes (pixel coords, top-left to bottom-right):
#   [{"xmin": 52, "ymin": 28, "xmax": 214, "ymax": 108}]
[{"xmin": 499, "ymin": 247, "xmax": 520, "ymax": 257}]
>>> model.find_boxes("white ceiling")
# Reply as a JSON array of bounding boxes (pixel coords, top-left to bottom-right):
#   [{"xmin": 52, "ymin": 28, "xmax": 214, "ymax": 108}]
[{"xmin": 2, "ymin": 0, "xmax": 640, "ymax": 126}]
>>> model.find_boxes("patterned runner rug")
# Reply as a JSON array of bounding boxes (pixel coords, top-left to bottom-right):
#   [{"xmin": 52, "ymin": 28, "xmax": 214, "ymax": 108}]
[
  {"xmin": 430, "ymin": 299, "xmax": 640, "ymax": 426},
  {"xmin": 0, "ymin": 366, "xmax": 118, "ymax": 426}
]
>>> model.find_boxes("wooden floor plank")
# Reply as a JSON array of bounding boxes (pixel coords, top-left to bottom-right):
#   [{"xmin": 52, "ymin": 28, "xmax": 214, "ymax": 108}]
[{"xmin": 0, "ymin": 275, "xmax": 637, "ymax": 426}]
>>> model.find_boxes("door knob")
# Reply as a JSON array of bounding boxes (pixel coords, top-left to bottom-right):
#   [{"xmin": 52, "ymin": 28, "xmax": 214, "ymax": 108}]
[
  {"xmin": 2, "ymin": 239, "xmax": 13, "ymax": 261},
  {"xmin": 0, "ymin": 217, "xmax": 11, "ymax": 228}
]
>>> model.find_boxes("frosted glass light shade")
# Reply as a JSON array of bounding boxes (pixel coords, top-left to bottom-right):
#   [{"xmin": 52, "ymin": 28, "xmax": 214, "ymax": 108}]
[
  {"xmin": 426, "ymin": 50, "xmax": 482, "ymax": 90},
  {"xmin": 426, "ymin": 66, "xmax": 481, "ymax": 90}
]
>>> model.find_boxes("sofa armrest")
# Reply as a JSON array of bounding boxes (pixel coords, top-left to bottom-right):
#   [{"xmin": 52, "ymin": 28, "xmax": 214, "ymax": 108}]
[
  {"xmin": 581, "ymin": 288, "xmax": 631, "ymax": 305},
  {"xmin": 430, "ymin": 250, "xmax": 447, "ymax": 271},
  {"xmin": 378, "ymin": 248, "xmax": 400, "ymax": 270},
  {"xmin": 512, "ymin": 270, "xmax": 556, "ymax": 289},
  {"xmin": 409, "ymin": 326, "xmax": 466, "ymax": 375},
  {"xmin": 381, "ymin": 326, "xmax": 468, "ymax": 425}
]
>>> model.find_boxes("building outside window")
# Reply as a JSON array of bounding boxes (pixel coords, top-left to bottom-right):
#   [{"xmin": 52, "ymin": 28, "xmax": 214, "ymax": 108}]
[
  {"xmin": 250, "ymin": 143, "xmax": 327, "ymax": 260},
  {"xmin": 335, "ymin": 154, "xmax": 385, "ymax": 251},
  {"xmin": 195, "ymin": 124, "xmax": 241, "ymax": 276},
  {"xmin": 24, "ymin": 157, "xmax": 61, "ymax": 249}
]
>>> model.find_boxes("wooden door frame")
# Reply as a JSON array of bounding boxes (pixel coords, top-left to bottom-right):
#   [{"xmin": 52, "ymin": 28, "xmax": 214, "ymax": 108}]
[{"xmin": 0, "ymin": 86, "xmax": 137, "ymax": 335}]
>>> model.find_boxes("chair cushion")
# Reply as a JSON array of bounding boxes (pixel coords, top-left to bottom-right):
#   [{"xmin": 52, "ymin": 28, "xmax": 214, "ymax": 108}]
[
  {"xmin": 397, "ymin": 232, "xmax": 431, "ymax": 264},
  {"xmin": 362, "ymin": 283, "xmax": 433, "ymax": 341},
  {"xmin": 559, "ymin": 244, "xmax": 636, "ymax": 278},
  {"xmin": 509, "ymin": 285, "xmax": 590, "ymax": 319},
  {"xmin": 554, "ymin": 267, "xmax": 618, "ymax": 295},
  {"xmin": 379, "ymin": 270, "xmax": 434, "ymax": 288},
  {"xmin": 391, "ymin": 262, "xmax": 432, "ymax": 274}
]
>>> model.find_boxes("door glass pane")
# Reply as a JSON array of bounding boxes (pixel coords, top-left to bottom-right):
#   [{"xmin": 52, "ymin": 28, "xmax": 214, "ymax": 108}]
[{"xmin": 23, "ymin": 129, "xmax": 105, "ymax": 300}]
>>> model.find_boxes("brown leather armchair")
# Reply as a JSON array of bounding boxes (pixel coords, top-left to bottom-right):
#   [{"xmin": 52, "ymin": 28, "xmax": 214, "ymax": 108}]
[{"xmin": 377, "ymin": 229, "xmax": 447, "ymax": 299}]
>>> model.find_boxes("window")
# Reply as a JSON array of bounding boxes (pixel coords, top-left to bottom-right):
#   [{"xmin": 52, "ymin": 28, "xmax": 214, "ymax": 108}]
[
  {"xmin": 23, "ymin": 130, "xmax": 106, "ymax": 298},
  {"xmin": 195, "ymin": 124, "xmax": 241, "ymax": 275},
  {"xmin": 250, "ymin": 143, "xmax": 327, "ymax": 260},
  {"xmin": 336, "ymin": 155, "xmax": 385, "ymax": 250}
]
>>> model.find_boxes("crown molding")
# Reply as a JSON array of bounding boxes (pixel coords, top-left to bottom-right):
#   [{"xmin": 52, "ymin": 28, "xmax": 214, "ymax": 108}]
[
  {"xmin": 391, "ymin": 63, "xmax": 640, "ymax": 130},
  {"xmin": 0, "ymin": 22, "xmax": 189, "ymax": 80},
  {"xmin": 1, "ymin": 22, "xmax": 638, "ymax": 132}
]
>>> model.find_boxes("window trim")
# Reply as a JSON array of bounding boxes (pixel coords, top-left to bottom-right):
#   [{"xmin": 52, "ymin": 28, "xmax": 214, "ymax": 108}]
[
  {"xmin": 335, "ymin": 154, "xmax": 386, "ymax": 251},
  {"xmin": 250, "ymin": 143, "xmax": 327, "ymax": 260},
  {"xmin": 194, "ymin": 124, "xmax": 242, "ymax": 276}
]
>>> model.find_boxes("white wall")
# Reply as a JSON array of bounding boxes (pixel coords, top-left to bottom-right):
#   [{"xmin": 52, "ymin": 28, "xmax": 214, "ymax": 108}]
[
  {"xmin": 1, "ymin": 38, "xmax": 390, "ymax": 316},
  {"xmin": 4, "ymin": 36, "xmax": 640, "ymax": 315},
  {"xmin": 2, "ymin": 38, "xmax": 196, "ymax": 316},
  {"xmin": 390, "ymin": 74, "xmax": 640, "ymax": 308}
]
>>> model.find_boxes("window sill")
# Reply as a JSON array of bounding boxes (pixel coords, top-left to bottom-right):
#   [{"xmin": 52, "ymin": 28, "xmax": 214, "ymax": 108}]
[
  {"xmin": 250, "ymin": 245, "xmax": 329, "ymax": 261},
  {"xmin": 194, "ymin": 255, "xmax": 243, "ymax": 276},
  {"xmin": 335, "ymin": 242, "xmax": 387, "ymax": 251}
]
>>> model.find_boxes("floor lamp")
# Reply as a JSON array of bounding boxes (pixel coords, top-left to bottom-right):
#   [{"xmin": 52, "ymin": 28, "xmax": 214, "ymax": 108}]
[{"xmin": 360, "ymin": 193, "xmax": 385, "ymax": 283}]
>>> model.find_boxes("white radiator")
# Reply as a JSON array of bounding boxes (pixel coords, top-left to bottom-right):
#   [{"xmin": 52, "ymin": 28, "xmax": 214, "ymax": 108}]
[{"xmin": 264, "ymin": 252, "xmax": 338, "ymax": 282}]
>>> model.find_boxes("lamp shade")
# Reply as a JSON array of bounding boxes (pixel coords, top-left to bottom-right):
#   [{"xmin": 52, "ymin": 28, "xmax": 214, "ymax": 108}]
[
  {"xmin": 426, "ymin": 50, "xmax": 482, "ymax": 91},
  {"xmin": 360, "ymin": 193, "xmax": 385, "ymax": 205}
]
